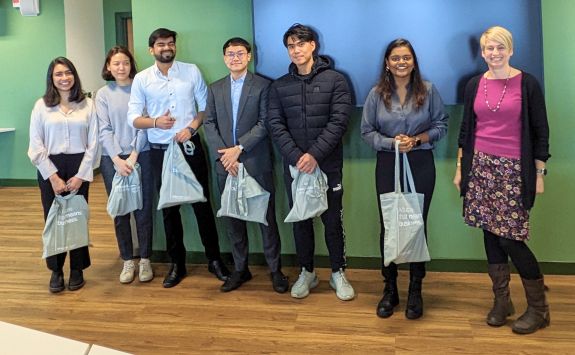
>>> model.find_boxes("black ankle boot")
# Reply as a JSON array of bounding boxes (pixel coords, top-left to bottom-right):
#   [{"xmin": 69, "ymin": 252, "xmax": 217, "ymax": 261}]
[
  {"xmin": 68, "ymin": 269, "xmax": 85, "ymax": 291},
  {"xmin": 49, "ymin": 270, "xmax": 65, "ymax": 293},
  {"xmin": 376, "ymin": 280, "xmax": 399, "ymax": 318},
  {"xmin": 405, "ymin": 278, "xmax": 423, "ymax": 320}
]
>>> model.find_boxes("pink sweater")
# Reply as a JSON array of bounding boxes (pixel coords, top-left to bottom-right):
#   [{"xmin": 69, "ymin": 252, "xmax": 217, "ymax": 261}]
[{"xmin": 473, "ymin": 74, "xmax": 522, "ymax": 159}]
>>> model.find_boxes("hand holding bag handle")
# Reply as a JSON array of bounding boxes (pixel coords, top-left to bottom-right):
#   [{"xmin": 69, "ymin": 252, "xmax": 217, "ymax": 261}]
[
  {"xmin": 216, "ymin": 163, "xmax": 270, "ymax": 225},
  {"xmin": 393, "ymin": 140, "xmax": 417, "ymax": 194},
  {"xmin": 42, "ymin": 190, "xmax": 90, "ymax": 259}
]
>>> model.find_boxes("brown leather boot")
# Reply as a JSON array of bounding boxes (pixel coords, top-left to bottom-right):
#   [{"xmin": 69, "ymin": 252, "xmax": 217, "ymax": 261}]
[
  {"xmin": 512, "ymin": 277, "xmax": 550, "ymax": 334},
  {"xmin": 486, "ymin": 264, "xmax": 515, "ymax": 326}
]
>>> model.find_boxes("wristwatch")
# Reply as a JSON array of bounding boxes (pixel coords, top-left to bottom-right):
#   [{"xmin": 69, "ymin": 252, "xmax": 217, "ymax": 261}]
[
  {"xmin": 414, "ymin": 137, "xmax": 422, "ymax": 147},
  {"xmin": 187, "ymin": 127, "xmax": 197, "ymax": 136},
  {"xmin": 238, "ymin": 144, "xmax": 244, "ymax": 153},
  {"xmin": 536, "ymin": 168, "xmax": 547, "ymax": 176}
]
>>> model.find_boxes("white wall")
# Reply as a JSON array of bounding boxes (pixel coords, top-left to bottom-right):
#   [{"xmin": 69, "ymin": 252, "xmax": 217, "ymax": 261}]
[{"xmin": 64, "ymin": 0, "xmax": 105, "ymax": 94}]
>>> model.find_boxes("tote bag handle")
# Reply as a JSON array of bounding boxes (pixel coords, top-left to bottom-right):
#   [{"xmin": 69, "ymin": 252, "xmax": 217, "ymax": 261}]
[{"xmin": 393, "ymin": 140, "xmax": 418, "ymax": 194}]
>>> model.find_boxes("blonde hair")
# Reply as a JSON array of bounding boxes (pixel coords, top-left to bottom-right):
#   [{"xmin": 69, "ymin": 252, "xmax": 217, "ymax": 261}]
[{"xmin": 480, "ymin": 26, "xmax": 513, "ymax": 52}]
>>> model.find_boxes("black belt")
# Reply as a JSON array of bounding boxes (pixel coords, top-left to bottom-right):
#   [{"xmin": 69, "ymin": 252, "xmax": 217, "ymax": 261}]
[{"xmin": 150, "ymin": 143, "xmax": 169, "ymax": 150}]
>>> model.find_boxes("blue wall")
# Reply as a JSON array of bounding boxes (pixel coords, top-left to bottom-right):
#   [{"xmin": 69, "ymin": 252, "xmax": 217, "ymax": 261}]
[{"xmin": 253, "ymin": 0, "xmax": 543, "ymax": 105}]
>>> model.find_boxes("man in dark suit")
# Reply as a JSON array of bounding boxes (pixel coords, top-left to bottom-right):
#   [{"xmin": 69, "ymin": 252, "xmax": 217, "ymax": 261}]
[{"xmin": 204, "ymin": 37, "xmax": 288, "ymax": 293}]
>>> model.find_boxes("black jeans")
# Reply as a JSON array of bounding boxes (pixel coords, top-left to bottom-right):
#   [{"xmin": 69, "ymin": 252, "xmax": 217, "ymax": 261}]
[
  {"xmin": 284, "ymin": 168, "xmax": 346, "ymax": 272},
  {"xmin": 150, "ymin": 135, "xmax": 222, "ymax": 267},
  {"xmin": 38, "ymin": 153, "xmax": 90, "ymax": 272},
  {"xmin": 100, "ymin": 151, "xmax": 153, "ymax": 260},
  {"xmin": 376, "ymin": 149, "xmax": 435, "ymax": 280},
  {"xmin": 483, "ymin": 230, "xmax": 542, "ymax": 280}
]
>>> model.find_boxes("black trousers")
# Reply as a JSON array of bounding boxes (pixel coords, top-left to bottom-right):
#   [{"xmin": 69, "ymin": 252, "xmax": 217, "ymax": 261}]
[
  {"xmin": 217, "ymin": 171, "xmax": 281, "ymax": 273},
  {"xmin": 150, "ymin": 134, "xmax": 221, "ymax": 267},
  {"xmin": 284, "ymin": 168, "xmax": 346, "ymax": 272},
  {"xmin": 38, "ymin": 153, "xmax": 91, "ymax": 272},
  {"xmin": 483, "ymin": 230, "xmax": 542, "ymax": 280},
  {"xmin": 376, "ymin": 149, "xmax": 435, "ymax": 280}
]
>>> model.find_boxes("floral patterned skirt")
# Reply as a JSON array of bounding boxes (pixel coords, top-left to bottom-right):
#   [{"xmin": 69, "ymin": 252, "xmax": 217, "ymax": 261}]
[{"xmin": 463, "ymin": 151, "xmax": 530, "ymax": 241}]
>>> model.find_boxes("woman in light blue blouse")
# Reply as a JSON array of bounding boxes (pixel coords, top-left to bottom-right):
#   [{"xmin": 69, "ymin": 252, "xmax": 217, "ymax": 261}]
[
  {"xmin": 361, "ymin": 39, "xmax": 448, "ymax": 320},
  {"xmin": 96, "ymin": 46, "xmax": 154, "ymax": 284}
]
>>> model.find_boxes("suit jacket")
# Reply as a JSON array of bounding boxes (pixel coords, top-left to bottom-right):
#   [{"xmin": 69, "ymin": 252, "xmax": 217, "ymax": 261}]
[{"xmin": 204, "ymin": 71, "xmax": 273, "ymax": 179}]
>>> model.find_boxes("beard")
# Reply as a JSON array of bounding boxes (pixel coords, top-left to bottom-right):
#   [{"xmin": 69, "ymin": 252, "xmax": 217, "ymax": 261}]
[{"xmin": 154, "ymin": 50, "xmax": 175, "ymax": 63}]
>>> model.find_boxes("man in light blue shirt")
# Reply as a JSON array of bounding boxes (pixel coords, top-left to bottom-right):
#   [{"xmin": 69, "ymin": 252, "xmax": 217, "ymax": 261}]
[
  {"xmin": 204, "ymin": 37, "xmax": 288, "ymax": 294},
  {"xmin": 230, "ymin": 75, "xmax": 244, "ymax": 144},
  {"xmin": 128, "ymin": 28, "xmax": 229, "ymax": 288}
]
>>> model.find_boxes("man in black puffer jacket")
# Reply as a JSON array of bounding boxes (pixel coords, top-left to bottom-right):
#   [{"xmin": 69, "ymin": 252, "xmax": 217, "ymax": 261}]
[{"xmin": 268, "ymin": 24, "xmax": 355, "ymax": 301}]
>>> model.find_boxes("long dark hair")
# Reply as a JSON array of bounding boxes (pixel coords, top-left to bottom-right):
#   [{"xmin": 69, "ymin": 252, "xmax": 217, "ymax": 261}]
[
  {"xmin": 43, "ymin": 57, "xmax": 85, "ymax": 107},
  {"xmin": 101, "ymin": 46, "xmax": 138, "ymax": 81},
  {"xmin": 375, "ymin": 39, "xmax": 427, "ymax": 111}
]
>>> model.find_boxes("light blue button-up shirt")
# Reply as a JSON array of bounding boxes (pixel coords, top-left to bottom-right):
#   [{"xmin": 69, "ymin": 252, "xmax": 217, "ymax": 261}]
[
  {"xmin": 230, "ymin": 73, "xmax": 246, "ymax": 144},
  {"xmin": 127, "ymin": 61, "xmax": 208, "ymax": 144}
]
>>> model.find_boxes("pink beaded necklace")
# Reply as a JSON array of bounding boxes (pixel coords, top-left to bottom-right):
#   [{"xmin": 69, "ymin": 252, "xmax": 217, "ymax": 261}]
[{"xmin": 483, "ymin": 70, "xmax": 511, "ymax": 112}]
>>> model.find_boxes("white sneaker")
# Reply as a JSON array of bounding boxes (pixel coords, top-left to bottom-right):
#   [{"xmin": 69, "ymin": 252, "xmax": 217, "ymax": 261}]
[
  {"xmin": 120, "ymin": 260, "xmax": 136, "ymax": 284},
  {"xmin": 139, "ymin": 258, "xmax": 154, "ymax": 282},
  {"xmin": 330, "ymin": 268, "xmax": 355, "ymax": 301},
  {"xmin": 291, "ymin": 267, "xmax": 319, "ymax": 299}
]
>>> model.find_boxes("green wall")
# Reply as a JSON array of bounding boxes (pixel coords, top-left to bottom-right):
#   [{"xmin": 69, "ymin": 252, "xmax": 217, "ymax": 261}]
[
  {"xmin": 0, "ymin": 0, "xmax": 120, "ymax": 183},
  {"xmin": 0, "ymin": 0, "xmax": 66, "ymax": 181},
  {"xmin": 103, "ymin": 0, "xmax": 132, "ymax": 53},
  {"xmin": 131, "ymin": 0, "xmax": 253, "ymax": 84},
  {"xmin": 539, "ymin": 0, "xmax": 575, "ymax": 261}
]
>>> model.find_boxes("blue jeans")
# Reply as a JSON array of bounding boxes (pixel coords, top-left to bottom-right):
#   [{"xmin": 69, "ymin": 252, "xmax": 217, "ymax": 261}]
[{"xmin": 100, "ymin": 151, "xmax": 153, "ymax": 260}]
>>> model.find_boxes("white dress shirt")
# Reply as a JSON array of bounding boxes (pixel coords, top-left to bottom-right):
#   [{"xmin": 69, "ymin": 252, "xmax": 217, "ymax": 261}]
[
  {"xmin": 28, "ymin": 97, "xmax": 99, "ymax": 181},
  {"xmin": 127, "ymin": 61, "xmax": 208, "ymax": 144}
]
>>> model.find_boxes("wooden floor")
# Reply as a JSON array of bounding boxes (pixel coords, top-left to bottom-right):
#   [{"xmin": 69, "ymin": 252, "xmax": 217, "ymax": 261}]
[{"xmin": 0, "ymin": 176, "xmax": 574, "ymax": 355}]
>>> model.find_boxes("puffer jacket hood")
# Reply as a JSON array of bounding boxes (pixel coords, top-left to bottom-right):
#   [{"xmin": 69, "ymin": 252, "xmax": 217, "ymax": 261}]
[{"xmin": 288, "ymin": 55, "xmax": 332, "ymax": 81}]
